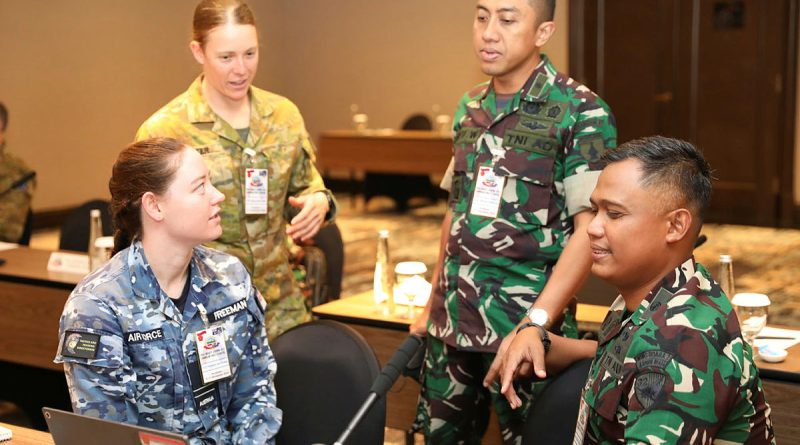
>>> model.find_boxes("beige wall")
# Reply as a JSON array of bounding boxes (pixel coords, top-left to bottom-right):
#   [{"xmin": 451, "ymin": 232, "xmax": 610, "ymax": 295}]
[{"xmin": 32, "ymin": 2, "xmax": 800, "ymax": 212}]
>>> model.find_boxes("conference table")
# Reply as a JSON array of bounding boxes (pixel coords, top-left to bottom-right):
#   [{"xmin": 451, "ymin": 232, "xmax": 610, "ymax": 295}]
[
  {"xmin": 317, "ymin": 129, "xmax": 452, "ymax": 175},
  {"xmin": 0, "ymin": 422, "xmax": 54, "ymax": 445},
  {"xmin": 313, "ymin": 291, "xmax": 800, "ymax": 444}
]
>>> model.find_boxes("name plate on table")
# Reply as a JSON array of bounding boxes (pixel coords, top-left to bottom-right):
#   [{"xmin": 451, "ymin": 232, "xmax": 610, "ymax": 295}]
[{"xmin": 47, "ymin": 252, "xmax": 90, "ymax": 275}]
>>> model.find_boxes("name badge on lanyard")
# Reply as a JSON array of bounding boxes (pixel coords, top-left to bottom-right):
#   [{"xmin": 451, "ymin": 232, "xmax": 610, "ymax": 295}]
[
  {"xmin": 470, "ymin": 165, "xmax": 505, "ymax": 218},
  {"xmin": 195, "ymin": 325, "xmax": 232, "ymax": 385},
  {"xmin": 243, "ymin": 148, "xmax": 268, "ymax": 215},
  {"xmin": 572, "ymin": 390, "xmax": 590, "ymax": 444}
]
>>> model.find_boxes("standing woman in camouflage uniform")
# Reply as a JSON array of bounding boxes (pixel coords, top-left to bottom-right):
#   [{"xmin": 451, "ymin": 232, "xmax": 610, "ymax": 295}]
[
  {"xmin": 136, "ymin": 0, "xmax": 335, "ymax": 339},
  {"xmin": 56, "ymin": 138, "xmax": 281, "ymax": 444}
]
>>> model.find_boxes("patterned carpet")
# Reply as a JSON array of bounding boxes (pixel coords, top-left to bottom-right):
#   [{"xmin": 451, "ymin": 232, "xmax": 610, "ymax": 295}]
[{"xmin": 334, "ymin": 195, "xmax": 800, "ymax": 328}]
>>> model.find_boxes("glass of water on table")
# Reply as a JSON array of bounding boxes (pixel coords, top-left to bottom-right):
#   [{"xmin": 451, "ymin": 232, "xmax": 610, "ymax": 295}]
[
  {"xmin": 395, "ymin": 261, "xmax": 428, "ymax": 319},
  {"xmin": 732, "ymin": 293, "xmax": 770, "ymax": 358}
]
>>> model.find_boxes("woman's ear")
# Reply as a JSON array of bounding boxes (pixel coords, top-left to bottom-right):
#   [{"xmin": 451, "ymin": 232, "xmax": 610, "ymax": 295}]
[
  {"xmin": 190, "ymin": 40, "xmax": 206, "ymax": 65},
  {"xmin": 141, "ymin": 191, "xmax": 164, "ymax": 223},
  {"xmin": 665, "ymin": 208, "xmax": 692, "ymax": 244}
]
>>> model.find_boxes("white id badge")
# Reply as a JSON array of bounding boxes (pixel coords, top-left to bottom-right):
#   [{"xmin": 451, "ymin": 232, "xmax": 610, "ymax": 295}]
[
  {"xmin": 572, "ymin": 393, "xmax": 589, "ymax": 445},
  {"xmin": 469, "ymin": 166, "xmax": 505, "ymax": 218},
  {"xmin": 195, "ymin": 325, "xmax": 232, "ymax": 384},
  {"xmin": 244, "ymin": 168, "xmax": 268, "ymax": 215}
]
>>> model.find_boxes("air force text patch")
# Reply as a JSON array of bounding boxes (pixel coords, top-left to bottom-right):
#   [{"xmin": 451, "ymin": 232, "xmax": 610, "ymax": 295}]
[
  {"xmin": 126, "ymin": 328, "xmax": 164, "ymax": 344},
  {"xmin": 61, "ymin": 331, "xmax": 100, "ymax": 359}
]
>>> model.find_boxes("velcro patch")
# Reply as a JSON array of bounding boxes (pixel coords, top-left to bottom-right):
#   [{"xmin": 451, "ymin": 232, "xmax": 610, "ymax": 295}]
[
  {"xmin": 502, "ymin": 130, "xmax": 557, "ymax": 157},
  {"xmin": 209, "ymin": 299, "xmax": 248, "ymax": 323},
  {"xmin": 61, "ymin": 331, "xmax": 100, "ymax": 359},
  {"xmin": 126, "ymin": 328, "xmax": 164, "ymax": 344},
  {"xmin": 454, "ymin": 127, "xmax": 482, "ymax": 145}
]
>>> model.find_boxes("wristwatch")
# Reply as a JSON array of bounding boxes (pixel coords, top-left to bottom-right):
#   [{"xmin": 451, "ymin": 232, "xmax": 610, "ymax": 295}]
[
  {"xmin": 527, "ymin": 307, "xmax": 550, "ymax": 328},
  {"xmin": 516, "ymin": 322, "xmax": 551, "ymax": 353}
]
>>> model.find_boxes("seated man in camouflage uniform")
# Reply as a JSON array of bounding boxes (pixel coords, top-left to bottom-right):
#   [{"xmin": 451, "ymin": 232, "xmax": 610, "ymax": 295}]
[
  {"xmin": 0, "ymin": 101, "xmax": 35, "ymax": 243},
  {"xmin": 490, "ymin": 136, "xmax": 775, "ymax": 444}
]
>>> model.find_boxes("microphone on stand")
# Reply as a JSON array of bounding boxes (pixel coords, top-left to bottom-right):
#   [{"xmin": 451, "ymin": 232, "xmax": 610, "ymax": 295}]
[
  {"xmin": 0, "ymin": 171, "xmax": 36, "ymax": 198},
  {"xmin": 332, "ymin": 334, "xmax": 424, "ymax": 445}
]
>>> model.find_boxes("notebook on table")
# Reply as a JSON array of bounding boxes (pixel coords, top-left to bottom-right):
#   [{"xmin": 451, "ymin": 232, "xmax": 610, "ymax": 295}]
[{"xmin": 42, "ymin": 407, "xmax": 189, "ymax": 445}]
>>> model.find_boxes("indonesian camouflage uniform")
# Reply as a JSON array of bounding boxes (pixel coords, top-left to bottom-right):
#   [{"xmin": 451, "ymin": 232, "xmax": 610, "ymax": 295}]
[
  {"xmin": 419, "ymin": 55, "xmax": 617, "ymax": 444},
  {"xmin": 55, "ymin": 241, "xmax": 281, "ymax": 445},
  {"xmin": 136, "ymin": 76, "xmax": 336, "ymax": 339},
  {"xmin": 575, "ymin": 258, "xmax": 775, "ymax": 445},
  {"xmin": 0, "ymin": 143, "xmax": 34, "ymax": 243}
]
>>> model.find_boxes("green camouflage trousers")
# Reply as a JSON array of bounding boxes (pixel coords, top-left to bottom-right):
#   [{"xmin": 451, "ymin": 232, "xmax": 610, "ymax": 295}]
[{"xmin": 415, "ymin": 335, "xmax": 550, "ymax": 445}]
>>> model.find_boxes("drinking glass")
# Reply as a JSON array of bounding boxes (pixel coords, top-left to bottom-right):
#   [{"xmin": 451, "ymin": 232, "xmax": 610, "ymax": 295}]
[
  {"xmin": 732, "ymin": 293, "xmax": 770, "ymax": 357},
  {"xmin": 395, "ymin": 261, "xmax": 427, "ymax": 319}
]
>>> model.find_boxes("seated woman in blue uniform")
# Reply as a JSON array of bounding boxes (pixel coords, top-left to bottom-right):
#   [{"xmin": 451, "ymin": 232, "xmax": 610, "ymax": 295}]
[{"xmin": 55, "ymin": 137, "xmax": 281, "ymax": 444}]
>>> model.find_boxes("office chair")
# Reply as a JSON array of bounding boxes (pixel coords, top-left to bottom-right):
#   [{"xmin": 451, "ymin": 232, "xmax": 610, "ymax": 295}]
[
  {"xmin": 363, "ymin": 113, "xmax": 438, "ymax": 211},
  {"xmin": 17, "ymin": 209, "xmax": 33, "ymax": 245},
  {"xmin": 522, "ymin": 358, "xmax": 593, "ymax": 445},
  {"xmin": 272, "ymin": 320, "xmax": 385, "ymax": 445},
  {"xmin": 58, "ymin": 200, "xmax": 112, "ymax": 252},
  {"xmin": 311, "ymin": 222, "xmax": 344, "ymax": 302}
]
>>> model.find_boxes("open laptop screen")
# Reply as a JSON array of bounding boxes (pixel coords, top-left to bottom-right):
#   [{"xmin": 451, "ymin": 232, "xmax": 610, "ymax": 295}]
[{"xmin": 43, "ymin": 407, "xmax": 189, "ymax": 445}]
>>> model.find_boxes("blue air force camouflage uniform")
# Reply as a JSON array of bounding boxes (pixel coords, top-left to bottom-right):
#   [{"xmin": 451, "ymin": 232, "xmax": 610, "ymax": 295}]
[
  {"xmin": 418, "ymin": 55, "xmax": 617, "ymax": 444},
  {"xmin": 55, "ymin": 241, "xmax": 281, "ymax": 445},
  {"xmin": 575, "ymin": 258, "xmax": 775, "ymax": 445},
  {"xmin": 136, "ymin": 76, "xmax": 336, "ymax": 339}
]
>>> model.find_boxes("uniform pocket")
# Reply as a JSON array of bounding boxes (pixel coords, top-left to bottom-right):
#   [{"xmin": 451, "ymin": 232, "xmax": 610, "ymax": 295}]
[{"xmin": 494, "ymin": 149, "xmax": 555, "ymax": 226}]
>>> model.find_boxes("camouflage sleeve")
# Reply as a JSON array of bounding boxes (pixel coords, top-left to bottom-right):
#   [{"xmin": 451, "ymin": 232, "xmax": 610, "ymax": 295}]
[
  {"xmin": 563, "ymin": 96, "xmax": 617, "ymax": 216},
  {"xmin": 623, "ymin": 337, "xmax": 740, "ymax": 444},
  {"xmin": 0, "ymin": 155, "xmax": 35, "ymax": 243},
  {"xmin": 56, "ymin": 293, "xmax": 137, "ymax": 424},
  {"xmin": 284, "ymin": 104, "xmax": 337, "ymax": 222},
  {"xmin": 227, "ymin": 285, "xmax": 281, "ymax": 445}
]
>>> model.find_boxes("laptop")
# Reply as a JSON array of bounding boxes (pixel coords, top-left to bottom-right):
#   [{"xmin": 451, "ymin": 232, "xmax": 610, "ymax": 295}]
[{"xmin": 43, "ymin": 407, "xmax": 190, "ymax": 445}]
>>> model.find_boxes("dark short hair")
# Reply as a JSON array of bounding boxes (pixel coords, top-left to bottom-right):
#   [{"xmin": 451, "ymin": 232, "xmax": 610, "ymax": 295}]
[
  {"xmin": 601, "ymin": 136, "xmax": 713, "ymax": 221},
  {"xmin": 530, "ymin": 0, "xmax": 556, "ymax": 22},
  {"xmin": 0, "ymin": 102, "xmax": 7, "ymax": 132}
]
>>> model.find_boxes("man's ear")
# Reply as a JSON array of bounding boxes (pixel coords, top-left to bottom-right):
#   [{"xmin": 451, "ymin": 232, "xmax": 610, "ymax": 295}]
[
  {"xmin": 665, "ymin": 208, "xmax": 692, "ymax": 244},
  {"xmin": 141, "ymin": 192, "xmax": 164, "ymax": 223},
  {"xmin": 535, "ymin": 21, "xmax": 556, "ymax": 47},
  {"xmin": 190, "ymin": 41, "xmax": 206, "ymax": 65}
]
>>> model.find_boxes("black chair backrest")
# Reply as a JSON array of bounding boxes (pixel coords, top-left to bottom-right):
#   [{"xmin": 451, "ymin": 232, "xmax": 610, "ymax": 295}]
[
  {"xmin": 312, "ymin": 223, "xmax": 344, "ymax": 302},
  {"xmin": 17, "ymin": 208, "xmax": 33, "ymax": 245},
  {"xmin": 58, "ymin": 200, "xmax": 112, "ymax": 252},
  {"xmin": 523, "ymin": 358, "xmax": 593, "ymax": 445},
  {"xmin": 401, "ymin": 113, "xmax": 433, "ymax": 131},
  {"xmin": 272, "ymin": 320, "xmax": 385, "ymax": 445}
]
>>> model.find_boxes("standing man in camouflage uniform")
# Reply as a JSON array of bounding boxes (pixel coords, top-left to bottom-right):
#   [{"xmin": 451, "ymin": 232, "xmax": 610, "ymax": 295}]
[
  {"xmin": 492, "ymin": 136, "xmax": 775, "ymax": 444},
  {"xmin": 137, "ymin": 0, "xmax": 335, "ymax": 339},
  {"xmin": 0, "ymin": 102, "xmax": 35, "ymax": 243},
  {"xmin": 409, "ymin": 0, "xmax": 616, "ymax": 442},
  {"xmin": 56, "ymin": 139, "xmax": 281, "ymax": 444}
]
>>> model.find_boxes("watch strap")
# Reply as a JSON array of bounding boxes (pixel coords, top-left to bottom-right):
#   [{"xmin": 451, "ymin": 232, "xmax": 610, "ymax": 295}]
[{"xmin": 516, "ymin": 322, "xmax": 551, "ymax": 353}]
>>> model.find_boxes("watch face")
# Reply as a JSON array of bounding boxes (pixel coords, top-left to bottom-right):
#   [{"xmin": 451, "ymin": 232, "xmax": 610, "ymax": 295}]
[{"xmin": 528, "ymin": 308, "xmax": 548, "ymax": 326}]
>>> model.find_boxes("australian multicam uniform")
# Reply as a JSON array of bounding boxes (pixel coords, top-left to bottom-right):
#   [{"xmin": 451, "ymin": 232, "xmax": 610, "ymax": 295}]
[
  {"xmin": 575, "ymin": 258, "xmax": 775, "ymax": 445},
  {"xmin": 0, "ymin": 143, "xmax": 34, "ymax": 243},
  {"xmin": 418, "ymin": 55, "xmax": 617, "ymax": 444},
  {"xmin": 136, "ymin": 76, "xmax": 335, "ymax": 338},
  {"xmin": 55, "ymin": 241, "xmax": 281, "ymax": 445}
]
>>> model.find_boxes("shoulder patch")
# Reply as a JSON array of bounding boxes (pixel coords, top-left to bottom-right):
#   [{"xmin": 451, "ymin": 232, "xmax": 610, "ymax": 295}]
[
  {"xmin": 635, "ymin": 350, "xmax": 673, "ymax": 370},
  {"xmin": 634, "ymin": 371, "xmax": 668, "ymax": 410},
  {"xmin": 61, "ymin": 331, "xmax": 100, "ymax": 359}
]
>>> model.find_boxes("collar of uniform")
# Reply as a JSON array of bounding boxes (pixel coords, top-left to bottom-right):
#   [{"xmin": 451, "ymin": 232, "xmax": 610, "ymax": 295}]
[
  {"xmin": 521, "ymin": 54, "xmax": 556, "ymax": 103},
  {"xmin": 628, "ymin": 257, "xmax": 698, "ymax": 326}
]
